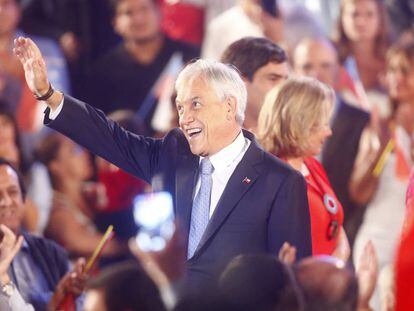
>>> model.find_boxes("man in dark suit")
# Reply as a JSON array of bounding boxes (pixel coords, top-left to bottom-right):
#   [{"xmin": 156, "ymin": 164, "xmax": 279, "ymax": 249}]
[
  {"xmin": 293, "ymin": 37, "xmax": 370, "ymax": 247},
  {"xmin": 14, "ymin": 37, "xmax": 312, "ymax": 288}
]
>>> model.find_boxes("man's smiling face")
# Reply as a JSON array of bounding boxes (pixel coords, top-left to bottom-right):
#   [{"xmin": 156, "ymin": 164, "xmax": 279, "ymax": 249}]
[
  {"xmin": 0, "ymin": 164, "xmax": 24, "ymax": 234},
  {"xmin": 176, "ymin": 76, "xmax": 238, "ymax": 157}
]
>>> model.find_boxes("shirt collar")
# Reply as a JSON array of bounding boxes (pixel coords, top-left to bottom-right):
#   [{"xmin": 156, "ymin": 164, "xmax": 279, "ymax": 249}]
[
  {"xmin": 331, "ymin": 96, "xmax": 341, "ymax": 126},
  {"xmin": 13, "ymin": 236, "xmax": 30, "ymax": 257},
  {"xmin": 21, "ymin": 237, "xmax": 29, "ymax": 251},
  {"xmin": 205, "ymin": 131, "xmax": 246, "ymax": 172}
]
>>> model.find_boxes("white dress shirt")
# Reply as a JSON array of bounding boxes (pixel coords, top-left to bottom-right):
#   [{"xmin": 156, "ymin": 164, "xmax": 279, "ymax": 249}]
[
  {"xmin": 48, "ymin": 97, "xmax": 64, "ymax": 120},
  {"xmin": 195, "ymin": 131, "xmax": 250, "ymax": 218}
]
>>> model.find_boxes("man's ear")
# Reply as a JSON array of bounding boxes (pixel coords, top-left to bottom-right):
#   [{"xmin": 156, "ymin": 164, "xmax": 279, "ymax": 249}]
[
  {"xmin": 112, "ymin": 19, "xmax": 120, "ymax": 36},
  {"xmin": 225, "ymin": 96, "xmax": 238, "ymax": 121},
  {"xmin": 241, "ymin": 75, "xmax": 250, "ymax": 86},
  {"xmin": 49, "ymin": 160, "xmax": 60, "ymax": 176}
]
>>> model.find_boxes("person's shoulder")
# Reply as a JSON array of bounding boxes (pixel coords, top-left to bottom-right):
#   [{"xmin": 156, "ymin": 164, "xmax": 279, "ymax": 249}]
[
  {"xmin": 208, "ymin": 5, "xmax": 242, "ymax": 29},
  {"xmin": 25, "ymin": 233, "xmax": 70, "ymax": 277},
  {"xmin": 304, "ymin": 156, "xmax": 324, "ymax": 173},
  {"xmin": 164, "ymin": 127, "xmax": 185, "ymax": 138},
  {"xmin": 164, "ymin": 37, "xmax": 200, "ymax": 59},
  {"xmin": 250, "ymin": 144, "xmax": 300, "ymax": 180},
  {"xmin": 25, "ymin": 233, "xmax": 68, "ymax": 258},
  {"xmin": 241, "ymin": 132, "xmax": 294, "ymax": 177},
  {"xmin": 263, "ymin": 152, "xmax": 295, "ymax": 174},
  {"xmin": 90, "ymin": 44, "xmax": 128, "ymax": 72},
  {"xmin": 100, "ymin": 44, "xmax": 126, "ymax": 60},
  {"xmin": 304, "ymin": 157, "xmax": 334, "ymax": 186},
  {"xmin": 337, "ymin": 96, "xmax": 370, "ymax": 120},
  {"xmin": 162, "ymin": 128, "xmax": 191, "ymax": 152}
]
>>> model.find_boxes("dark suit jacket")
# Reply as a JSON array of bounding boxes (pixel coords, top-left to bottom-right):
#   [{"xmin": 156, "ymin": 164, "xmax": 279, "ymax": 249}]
[
  {"xmin": 321, "ymin": 97, "xmax": 370, "ymax": 245},
  {"xmin": 23, "ymin": 233, "xmax": 69, "ymax": 290},
  {"xmin": 22, "ymin": 232, "xmax": 70, "ymax": 310},
  {"xmin": 45, "ymin": 95, "xmax": 312, "ymax": 288}
]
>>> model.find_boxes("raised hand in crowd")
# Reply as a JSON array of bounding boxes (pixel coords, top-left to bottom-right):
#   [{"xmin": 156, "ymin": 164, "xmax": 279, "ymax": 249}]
[
  {"xmin": 356, "ymin": 241, "xmax": 378, "ymax": 311},
  {"xmin": 279, "ymin": 231, "xmax": 350, "ymax": 265},
  {"xmin": 332, "ymin": 227, "xmax": 351, "ymax": 262},
  {"xmin": 129, "ymin": 224, "xmax": 186, "ymax": 287},
  {"xmin": 129, "ymin": 224, "xmax": 186, "ymax": 309},
  {"xmin": 349, "ymin": 106, "xmax": 391, "ymax": 206},
  {"xmin": 378, "ymin": 264, "xmax": 395, "ymax": 311},
  {"xmin": 13, "ymin": 37, "xmax": 63, "ymax": 111},
  {"xmin": 370, "ymin": 105, "xmax": 392, "ymax": 151},
  {"xmin": 48, "ymin": 258, "xmax": 88, "ymax": 311},
  {"xmin": 0, "ymin": 224, "xmax": 24, "ymax": 285},
  {"xmin": 278, "ymin": 241, "xmax": 296, "ymax": 265}
]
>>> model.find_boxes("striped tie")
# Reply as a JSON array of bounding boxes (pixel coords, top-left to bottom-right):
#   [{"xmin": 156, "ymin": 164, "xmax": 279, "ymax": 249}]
[{"xmin": 187, "ymin": 158, "xmax": 214, "ymax": 258}]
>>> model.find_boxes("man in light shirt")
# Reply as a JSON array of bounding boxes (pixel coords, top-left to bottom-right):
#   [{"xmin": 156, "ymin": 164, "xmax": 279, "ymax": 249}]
[
  {"xmin": 293, "ymin": 37, "xmax": 370, "ymax": 247},
  {"xmin": 0, "ymin": 158, "xmax": 86, "ymax": 310},
  {"xmin": 14, "ymin": 37, "xmax": 311, "ymax": 290}
]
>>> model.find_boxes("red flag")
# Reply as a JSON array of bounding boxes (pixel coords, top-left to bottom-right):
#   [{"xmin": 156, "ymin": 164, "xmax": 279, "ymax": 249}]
[
  {"xmin": 56, "ymin": 227, "xmax": 115, "ymax": 310},
  {"xmin": 395, "ymin": 171, "xmax": 414, "ymax": 311},
  {"xmin": 57, "ymin": 293, "xmax": 76, "ymax": 311}
]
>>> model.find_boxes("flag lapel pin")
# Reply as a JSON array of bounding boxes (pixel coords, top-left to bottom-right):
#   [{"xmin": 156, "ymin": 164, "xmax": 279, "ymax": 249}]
[{"xmin": 243, "ymin": 177, "xmax": 251, "ymax": 184}]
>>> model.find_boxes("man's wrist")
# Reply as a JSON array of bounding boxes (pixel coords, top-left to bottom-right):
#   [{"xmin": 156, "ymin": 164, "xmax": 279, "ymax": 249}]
[
  {"xmin": 33, "ymin": 81, "xmax": 51, "ymax": 97},
  {"xmin": 34, "ymin": 82, "xmax": 54, "ymax": 101},
  {"xmin": 48, "ymin": 91, "xmax": 64, "ymax": 114},
  {"xmin": 0, "ymin": 273, "xmax": 10, "ymax": 286},
  {"xmin": 0, "ymin": 276, "xmax": 15, "ymax": 298}
]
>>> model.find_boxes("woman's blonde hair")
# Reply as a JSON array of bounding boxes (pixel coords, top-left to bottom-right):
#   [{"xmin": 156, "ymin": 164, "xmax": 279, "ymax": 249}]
[{"xmin": 258, "ymin": 77, "xmax": 335, "ymax": 158}]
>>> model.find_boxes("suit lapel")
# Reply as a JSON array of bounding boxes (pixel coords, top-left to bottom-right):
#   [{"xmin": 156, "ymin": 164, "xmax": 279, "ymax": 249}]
[
  {"xmin": 175, "ymin": 153, "xmax": 199, "ymax": 236},
  {"xmin": 193, "ymin": 136, "xmax": 264, "ymax": 257}
]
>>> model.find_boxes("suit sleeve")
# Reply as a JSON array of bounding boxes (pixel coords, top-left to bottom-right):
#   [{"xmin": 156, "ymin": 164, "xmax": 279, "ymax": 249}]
[
  {"xmin": 44, "ymin": 95, "xmax": 162, "ymax": 184},
  {"xmin": 267, "ymin": 170, "xmax": 312, "ymax": 259}
]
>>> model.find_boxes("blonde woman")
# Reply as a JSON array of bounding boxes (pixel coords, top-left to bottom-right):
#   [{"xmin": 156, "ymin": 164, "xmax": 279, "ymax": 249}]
[{"xmin": 259, "ymin": 77, "xmax": 349, "ymax": 260}]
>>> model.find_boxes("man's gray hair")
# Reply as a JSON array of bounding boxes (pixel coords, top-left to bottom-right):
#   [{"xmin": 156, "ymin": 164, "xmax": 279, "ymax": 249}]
[{"xmin": 175, "ymin": 59, "xmax": 247, "ymax": 125}]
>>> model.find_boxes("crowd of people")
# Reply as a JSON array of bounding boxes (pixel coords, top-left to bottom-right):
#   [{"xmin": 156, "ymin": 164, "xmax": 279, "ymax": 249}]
[{"xmin": 1, "ymin": 0, "xmax": 414, "ymax": 310}]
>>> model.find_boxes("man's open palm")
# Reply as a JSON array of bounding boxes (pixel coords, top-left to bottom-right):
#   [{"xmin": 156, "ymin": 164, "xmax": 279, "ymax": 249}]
[
  {"xmin": 0, "ymin": 224, "xmax": 23, "ymax": 278},
  {"xmin": 13, "ymin": 37, "xmax": 49, "ymax": 96}
]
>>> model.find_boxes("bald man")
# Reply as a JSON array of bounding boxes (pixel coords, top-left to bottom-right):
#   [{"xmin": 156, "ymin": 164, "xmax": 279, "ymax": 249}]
[
  {"xmin": 294, "ymin": 256, "xmax": 359, "ymax": 311},
  {"xmin": 293, "ymin": 38, "xmax": 370, "ymax": 247},
  {"xmin": 293, "ymin": 38, "xmax": 339, "ymax": 87}
]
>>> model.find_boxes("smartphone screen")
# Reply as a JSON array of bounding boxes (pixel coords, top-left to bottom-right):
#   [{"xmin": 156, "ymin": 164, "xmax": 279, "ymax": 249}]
[{"xmin": 133, "ymin": 191, "xmax": 175, "ymax": 252}]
